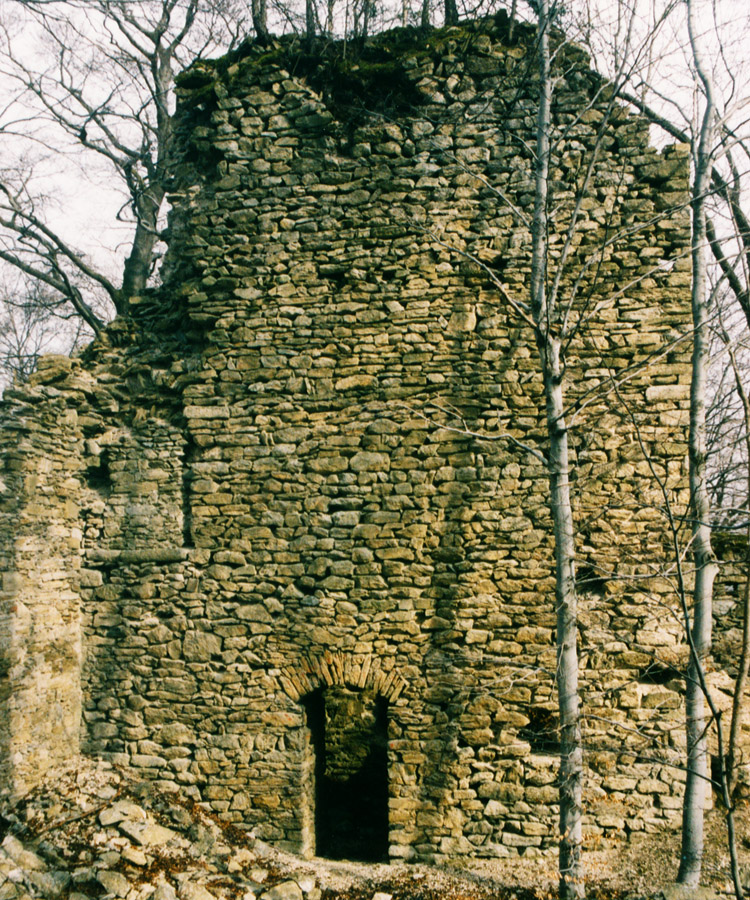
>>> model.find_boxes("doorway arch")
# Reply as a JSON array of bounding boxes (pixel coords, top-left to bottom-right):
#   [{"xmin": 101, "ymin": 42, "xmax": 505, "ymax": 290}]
[
  {"xmin": 303, "ymin": 686, "xmax": 389, "ymax": 861},
  {"xmin": 279, "ymin": 653, "xmax": 406, "ymax": 861}
]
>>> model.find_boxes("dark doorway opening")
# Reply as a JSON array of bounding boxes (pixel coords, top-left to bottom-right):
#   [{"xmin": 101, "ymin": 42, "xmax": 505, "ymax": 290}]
[
  {"xmin": 518, "ymin": 705, "xmax": 560, "ymax": 753},
  {"xmin": 303, "ymin": 686, "xmax": 389, "ymax": 862}
]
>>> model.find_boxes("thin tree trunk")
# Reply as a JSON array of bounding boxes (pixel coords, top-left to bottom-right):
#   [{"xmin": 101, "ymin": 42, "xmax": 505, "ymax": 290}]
[
  {"xmin": 545, "ymin": 339, "xmax": 584, "ymax": 900},
  {"xmin": 120, "ymin": 38, "xmax": 173, "ymax": 311},
  {"xmin": 728, "ymin": 542, "xmax": 750, "ymax": 788},
  {"xmin": 530, "ymin": 3, "xmax": 583, "ymax": 897},
  {"xmin": 713, "ymin": 344, "xmax": 750, "ymax": 900},
  {"xmin": 678, "ymin": 0, "xmax": 718, "ymax": 885},
  {"xmin": 726, "ymin": 345, "xmax": 750, "ymax": 795},
  {"xmin": 306, "ymin": 0, "xmax": 316, "ymax": 42},
  {"xmin": 420, "ymin": 0, "xmax": 430, "ymax": 30}
]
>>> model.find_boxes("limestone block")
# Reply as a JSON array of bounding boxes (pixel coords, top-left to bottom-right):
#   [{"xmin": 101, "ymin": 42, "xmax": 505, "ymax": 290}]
[
  {"xmin": 153, "ymin": 885, "xmax": 178, "ymax": 900},
  {"xmin": 260, "ymin": 882, "xmax": 303, "ymax": 900},
  {"xmin": 483, "ymin": 800, "xmax": 507, "ymax": 819},
  {"xmin": 161, "ymin": 723, "xmax": 195, "ymax": 746},
  {"xmin": 645, "ymin": 384, "xmax": 690, "ymax": 402},
  {"xmin": 179, "ymin": 884, "xmax": 218, "ymax": 900},
  {"xmin": 0, "ymin": 836, "xmax": 46, "ymax": 871},
  {"xmin": 335, "ymin": 375, "xmax": 377, "ymax": 390},
  {"xmin": 640, "ymin": 688, "xmax": 681, "ymax": 710},
  {"xmin": 118, "ymin": 818, "xmax": 178, "ymax": 846},
  {"xmin": 184, "ymin": 406, "xmax": 230, "ymax": 419},
  {"xmin": 183, "ymin": 632, "xmax": 222, "ymax": 661},
  {"xmin": 97, "ymin": 870, "xmax": 131, "ymax": 897}
]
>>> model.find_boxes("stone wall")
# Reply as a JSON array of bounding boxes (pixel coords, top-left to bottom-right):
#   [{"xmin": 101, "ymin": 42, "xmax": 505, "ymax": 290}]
[
  {"xmin": 0, "ymin": 13, "xmax": 721, "ymax": 863},
  {"xmin": 713, "ymin": 533, "xmax": 750, "ymax": 784},
  {"xmin": 0, "ymin": 357, "xmax": 85, "ymax": 797}
]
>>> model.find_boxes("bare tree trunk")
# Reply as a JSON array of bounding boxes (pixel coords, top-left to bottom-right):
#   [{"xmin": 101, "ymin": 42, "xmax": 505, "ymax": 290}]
[
  {"xmin": 678, "ymin": 0, "xmax": 718, "ymax": 885},
  {"xmin": 725, "ymin": 347, "xmax": 750, "ymax": 795},
  {"xmin": 252, "ymin": 0, "xmax": 270, "ymax": 43},
  {"xmin": 420, "ymin": 0, "xmax": 430, "ymax": 30},
  {"xmin": 545, "ymin": 339, "xmax": 584, "ymax": 900},
  {"xmin": 530, "ymin": 3, "xmax": 583, "ymax": 897},
  {"xmin": 306, "ymin": 0, "xmax": 316, "ymax": 42},
  {"xmin": 363, "ymin": 0, "xmax": 371, "ymax": 40},
  {"xmin": 729, "ymin": 553, "xmax": 750, "ymax": 785},
  {"xmin": 444, "ymin": 0, "xmax": 458, "ymax": 26},
  {"xmin": 120, "ymin": 184, "xmax": 166, "ymax": 303}
]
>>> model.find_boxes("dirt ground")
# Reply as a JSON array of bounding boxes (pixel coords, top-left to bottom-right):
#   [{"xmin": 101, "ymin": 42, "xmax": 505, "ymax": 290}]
[
  {"xmin": 256, "ymin": 800, "xmax": 750, "ymax": 900},
  {"xmin": 290, "ymin": 803, "xmax": 750, "ymax": 900},
  {"xmin": 2, "ymin": 760, "xmax": 748, "ymax": 900}
]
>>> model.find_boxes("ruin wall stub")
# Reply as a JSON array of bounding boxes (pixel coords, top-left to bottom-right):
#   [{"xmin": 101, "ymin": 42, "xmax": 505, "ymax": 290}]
[{"xmin": 1, "ymin": 14, "xmax": 727, "ymax": 862}]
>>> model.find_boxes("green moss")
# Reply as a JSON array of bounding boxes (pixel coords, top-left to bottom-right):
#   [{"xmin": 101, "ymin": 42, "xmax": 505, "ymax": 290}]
[{"xmin": 175, "ymin": 63, "xmax": 217, "ymax": 90}]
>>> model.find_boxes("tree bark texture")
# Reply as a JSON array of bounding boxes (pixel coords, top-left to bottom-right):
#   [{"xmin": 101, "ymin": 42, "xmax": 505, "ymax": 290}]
[
  {"xmin": 529, "ymin": 4, "xmax": 584, "ymax": 897},
  {"xmin": 421, "ymin": 0, "xmax": 430, "ymax": 30},
  {"xmin": 678, "ymin": 0, "xmax": 718, "ymax": 885},
  {"xmin": 252, "ymin": 0, "xmax": 270, "ymax": 42},
  {"xmin": 306, "ymin": 0, "xmax": 316, "ymax": 40},
  {"xmin": 120, "ymin": 183, "xmax": 166, "ymax": 304},
  {"xmin": 726, "ymin": 345, "xmax": 750, "ymax": 796},
  {"xmin": 546, "ymin": 340, "xmax": 584, "ymax": 900}
]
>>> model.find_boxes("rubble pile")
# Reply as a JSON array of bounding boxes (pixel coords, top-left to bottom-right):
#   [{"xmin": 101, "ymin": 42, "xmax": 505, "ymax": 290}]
[{"xmin": 0, "ymin": 761, "xmax": 502, "ymax": 900}]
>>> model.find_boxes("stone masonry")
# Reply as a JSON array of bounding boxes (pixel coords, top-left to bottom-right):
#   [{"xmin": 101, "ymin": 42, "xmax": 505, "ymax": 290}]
[{"xmin": 2, "ymin": 13, "xmax": 741, "ymax": 864}]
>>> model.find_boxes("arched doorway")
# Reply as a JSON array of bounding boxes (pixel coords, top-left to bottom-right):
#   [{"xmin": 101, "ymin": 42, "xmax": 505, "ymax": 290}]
[{"xmin": 303, "ymin": 686, "xmax": 389, "ymax": 862}]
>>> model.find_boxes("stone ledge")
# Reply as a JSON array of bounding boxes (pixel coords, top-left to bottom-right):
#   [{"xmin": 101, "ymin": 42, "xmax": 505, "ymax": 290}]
[{"xmin": 86, "ymin": 548, "xmax": 190, "ymax": 564}]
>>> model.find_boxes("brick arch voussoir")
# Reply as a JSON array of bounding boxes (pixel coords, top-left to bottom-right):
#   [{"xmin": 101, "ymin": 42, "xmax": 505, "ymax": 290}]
[{"xmin": 279, "ymin": 651, "xmax": 407, "ymax": 704}]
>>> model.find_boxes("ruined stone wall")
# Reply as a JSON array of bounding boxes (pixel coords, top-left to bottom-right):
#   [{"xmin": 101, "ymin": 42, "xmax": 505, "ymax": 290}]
[
  {"xmin": 0, "ymin": 357, "xmax": 85, "ymax": 798},
  {"xmin": 0, "ymin": 15, "xmax": 711, "ymax": 862},
  {"xmin": 712, "ymin": 534, "xmax": 750, "ymax": 778}
]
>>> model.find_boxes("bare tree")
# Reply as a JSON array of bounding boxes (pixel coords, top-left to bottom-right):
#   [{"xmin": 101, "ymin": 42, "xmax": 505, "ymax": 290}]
[
  {"xmin": 0, "ymin": 0, "xmax": 248, "ymax": 343},
  {"xmin": 0, "ymin": 273, "xmax": 80, "ymax": 387},
  {"xmin": 707, "ymin": 313, "xmax": 750, "ymax": 863},
  {"xmin": 675, "ymin": 0, "xmax": 719, "ymax": 886},
  {"xmin": 428, "ymin": 1, "xmax": 695, "ymax": 891},
  {"xmin": 713, "ymin": 331, "xmax": 750, "ymax": 796},
  {"xmin": 528, "ymin": 3, "xmax": 583, "ymax": 895},
  {"xmin": 614, "ymin": 0, "xmax": 750, "ymax": 886},
  {"xmin": 700, "ymin": 98, "xmax": 750, "ymax": 900},
  {"xmin": 252, "ymin": 0, "xmax": 270, "ymax": 41},
  {"xmin": 429, "ymin": 1, "xmax": 677, "ymax": 893},
  {"xmin": 444, "ymin": 0, "xmax": 459, "ymax": 26}
]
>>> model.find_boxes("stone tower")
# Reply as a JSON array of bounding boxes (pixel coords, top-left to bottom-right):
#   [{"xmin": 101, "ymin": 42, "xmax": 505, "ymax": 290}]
[{"xmin": 1, "ymin": 15, "xmax": 709, "ymax": 862}]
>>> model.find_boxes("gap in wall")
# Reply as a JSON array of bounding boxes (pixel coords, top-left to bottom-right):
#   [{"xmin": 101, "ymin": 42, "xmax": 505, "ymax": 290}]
[{"xmin": 303, "ymin": 686, "xmax": 389, "ymax": 862}]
